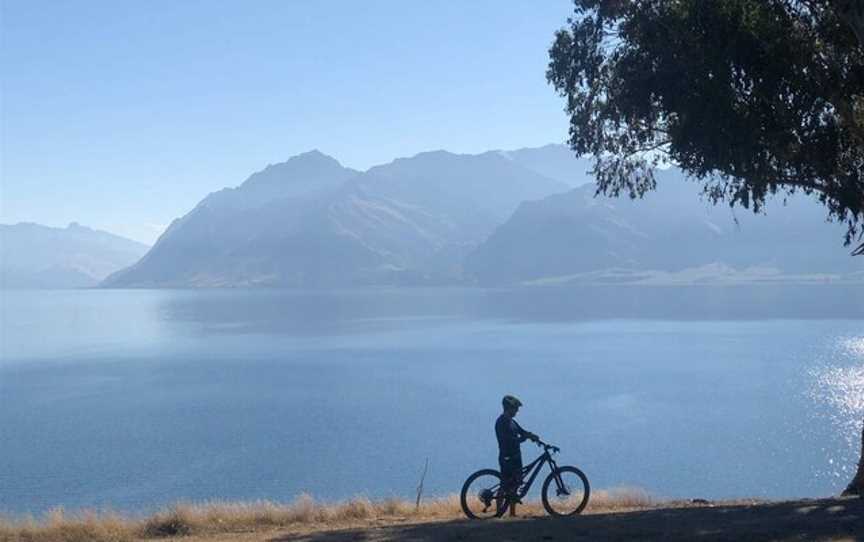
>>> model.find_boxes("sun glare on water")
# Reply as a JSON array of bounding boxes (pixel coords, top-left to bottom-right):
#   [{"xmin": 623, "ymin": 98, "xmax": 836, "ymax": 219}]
[
  {"xmin": 815, "ymin": 364, "xmax": 864, "ymax": 427},
  {"xmin": 844, "ymin": 336, "xmax": 864, "ymax": 357},
  {"xmin": 807, "ymin": 336, "xmax": 864, "ymax": 481},
  {"xmin": 805, "ymin": 336, "xmax": 864, "ymax": 482}
]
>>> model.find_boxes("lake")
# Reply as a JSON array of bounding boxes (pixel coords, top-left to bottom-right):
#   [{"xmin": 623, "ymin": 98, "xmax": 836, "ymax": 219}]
[{"xmin": 1, "ymin": 286, "xmax": 863, "ymax": 515}]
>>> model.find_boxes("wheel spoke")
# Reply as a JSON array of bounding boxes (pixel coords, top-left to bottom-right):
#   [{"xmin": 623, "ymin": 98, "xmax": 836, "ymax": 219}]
[
  {"xmin": 461, "ymin": 470, "xmax": 507, "ymax": 519},
  {"xmin": 542, "ymin": 466, "xmax": 589, "ymax": 516}
]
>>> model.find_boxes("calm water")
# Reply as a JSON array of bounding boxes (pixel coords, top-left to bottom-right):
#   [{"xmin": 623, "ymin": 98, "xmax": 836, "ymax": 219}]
[{"xmin": 1, "ymin": 286, "xmax": 863, "ymax": 515}]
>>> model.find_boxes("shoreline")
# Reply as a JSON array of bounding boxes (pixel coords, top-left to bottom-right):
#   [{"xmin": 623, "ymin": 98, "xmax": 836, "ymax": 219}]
[{"xmin": 2, "ymin": 492, "xmax": 861, "ymax": 542}]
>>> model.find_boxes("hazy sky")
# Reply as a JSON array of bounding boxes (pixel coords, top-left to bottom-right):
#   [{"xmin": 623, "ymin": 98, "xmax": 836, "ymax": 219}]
[{"xmin": 2, "ymin": 1, "xmax": 574, "ymax": 244}]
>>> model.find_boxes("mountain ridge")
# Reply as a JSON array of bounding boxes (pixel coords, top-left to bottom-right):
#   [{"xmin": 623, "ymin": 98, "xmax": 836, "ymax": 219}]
[
  {"xmin": 466, "ymin": 168, "xmax": 864, "ymax": 285},
  {"xmin": 93, "ymin": 143, "xmax": 864, "ymax": 288},
  {"xmin": 103, "ymin": 146, "xmax": 571, "ymax": 287},
  {"xmin": 1, "ymin": 222, "xmax": 150, "ymax": 288}
]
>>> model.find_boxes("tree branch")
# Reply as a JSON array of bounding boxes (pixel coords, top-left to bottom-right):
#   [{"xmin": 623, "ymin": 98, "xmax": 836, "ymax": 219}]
[{"xmin": 623, "ymin": 139, "xmax": 671, "ymax": 158}]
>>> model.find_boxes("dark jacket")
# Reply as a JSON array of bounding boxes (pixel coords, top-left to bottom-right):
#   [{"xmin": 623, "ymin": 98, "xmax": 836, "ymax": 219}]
[{"xmin": 495, "ymin": 413, "xmax": 530, "ymax": 459}]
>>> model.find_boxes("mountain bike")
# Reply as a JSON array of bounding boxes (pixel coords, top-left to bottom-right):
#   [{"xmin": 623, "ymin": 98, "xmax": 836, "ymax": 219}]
[{"xmin": 460, "ymin": 439, "xmax": 589, "ymax": 519}]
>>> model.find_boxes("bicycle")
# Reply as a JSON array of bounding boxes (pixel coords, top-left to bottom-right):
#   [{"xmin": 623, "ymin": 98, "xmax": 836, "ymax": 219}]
[{"xmin": 460, "ymin": 439, "xmax": 590, "ymax": 519}]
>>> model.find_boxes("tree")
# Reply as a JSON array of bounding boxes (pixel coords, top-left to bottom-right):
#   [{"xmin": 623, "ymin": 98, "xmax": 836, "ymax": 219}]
[{"xmin": 547, "ymin": 0, "xmax": 864, "ymax": 495}]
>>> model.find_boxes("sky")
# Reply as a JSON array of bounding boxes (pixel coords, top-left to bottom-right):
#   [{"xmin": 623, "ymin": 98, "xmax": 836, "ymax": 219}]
[{"xmin": 1, "ymin": 1, "xmax": 575, "ymax": 244}]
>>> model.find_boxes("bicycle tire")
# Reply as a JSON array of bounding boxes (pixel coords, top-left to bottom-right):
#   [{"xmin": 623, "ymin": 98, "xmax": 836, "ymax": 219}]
[
  {"xmin": 541, "ymin": 465, "xmax": 590, "ymax": 516},
  {"xmin": 460, "ymin": 468, "xmax": 508, "ymax": 519}
]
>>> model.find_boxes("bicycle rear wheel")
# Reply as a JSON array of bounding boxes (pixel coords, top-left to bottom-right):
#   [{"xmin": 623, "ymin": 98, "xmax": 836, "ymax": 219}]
[
  {"xmin": 460, "ymin": 469, "xmax": 508, "ymax": 519},
  {"xmin": 541, "ymin": 466, "xmax": 590, "ymax": 516}
]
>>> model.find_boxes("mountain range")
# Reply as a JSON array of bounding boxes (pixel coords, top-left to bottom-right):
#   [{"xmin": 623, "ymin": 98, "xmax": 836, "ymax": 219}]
[
  {"xmin": 0, "ymin": 222, "xmax": 150, "ymax": 288},
  {"xmin": 102, "ymin": 147, "xmax": 573, "ymax": 287},
  {"xmin": 466, "ymin": 167, "xmax": 864, "ymax": 285},
  {"xmin": 6, "ymin": 144, "xmax": 862, "ymax": 289}
]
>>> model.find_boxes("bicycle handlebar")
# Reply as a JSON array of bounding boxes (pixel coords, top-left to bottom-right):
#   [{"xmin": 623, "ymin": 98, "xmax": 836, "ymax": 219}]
[{"xmin": 531, "ymin": 437, "xmax": 560, "ymax": 454}]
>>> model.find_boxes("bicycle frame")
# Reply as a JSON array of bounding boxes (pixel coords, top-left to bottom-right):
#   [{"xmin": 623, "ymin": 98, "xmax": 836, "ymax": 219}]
[
  {"xmin": 461, "ymin": 440, "xmax": 587, "ymax": 519},
  {"xmin": 515, "ymin": 448, "xmax": 560, "ymax": 498}
]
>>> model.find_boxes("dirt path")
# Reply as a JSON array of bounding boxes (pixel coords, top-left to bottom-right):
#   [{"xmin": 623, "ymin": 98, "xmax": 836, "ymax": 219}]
[{"xmin": 174, "ymin": 497, "xmax": 863, "ymax": 542}]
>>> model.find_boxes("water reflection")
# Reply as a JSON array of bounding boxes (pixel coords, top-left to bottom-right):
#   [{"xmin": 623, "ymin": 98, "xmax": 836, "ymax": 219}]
[
  {"xmin": 843, "ymin": 337, "xmax": 864, "ymax": 357},
  {"xmin": 151, "ymin": 285, "xmax": 864, "ymax": 339},
  {"xmin": 808, "ymin": 336, "xmax": 864, "ymax": 482}
]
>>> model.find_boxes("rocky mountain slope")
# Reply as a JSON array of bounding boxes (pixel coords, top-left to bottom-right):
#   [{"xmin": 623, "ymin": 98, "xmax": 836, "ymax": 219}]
[
  {"xmin": 103, "ymin": 148, "xmax": 567, "ymax": 287},
  {"xmin": 466, "ymin": 168, "xmax": 864, "ymax": 285},
  {"xmin": 1, "ymin": 222, "xmax": 150, "ymax": 288},
  {"xmin": 100, "ymin": 144, "xmax": 864, "ymax": 288}
]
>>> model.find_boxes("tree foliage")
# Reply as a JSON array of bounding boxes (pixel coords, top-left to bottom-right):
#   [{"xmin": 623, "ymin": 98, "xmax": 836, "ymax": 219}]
[{"xmin": 547, "ymin": 0, "xmax": 864, "ymax": 254}]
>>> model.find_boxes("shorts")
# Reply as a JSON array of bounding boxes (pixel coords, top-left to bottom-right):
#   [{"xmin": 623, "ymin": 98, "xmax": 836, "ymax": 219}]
[{"xmin": 499, "ymin": 454, "xmax": 523, "ymax": 490}]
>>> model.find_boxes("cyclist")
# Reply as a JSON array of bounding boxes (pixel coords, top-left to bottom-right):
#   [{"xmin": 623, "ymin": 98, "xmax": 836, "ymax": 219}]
[{"xmin": 495, "ymin": 395, "xmax": 538, "ymax": 511}]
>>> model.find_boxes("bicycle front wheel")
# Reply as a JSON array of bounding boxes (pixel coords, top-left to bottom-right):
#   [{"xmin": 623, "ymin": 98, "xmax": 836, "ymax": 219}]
[
  {"xmin": 460, "ymin": 469, "xmax": 508, "ymax": 519},
  {"xmin": 541, "ymin": 466, "xmax": 590, "ymax": 516}
]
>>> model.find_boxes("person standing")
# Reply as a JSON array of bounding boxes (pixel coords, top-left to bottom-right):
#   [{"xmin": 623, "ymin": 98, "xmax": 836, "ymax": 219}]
[{"xmin": 495, "ymin": 395, "xmax": 538, "ymax": 516}]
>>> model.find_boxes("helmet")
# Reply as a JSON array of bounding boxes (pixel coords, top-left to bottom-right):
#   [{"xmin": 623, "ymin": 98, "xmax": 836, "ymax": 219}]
[{"xmin": 502, "ymin": 395, "xmax": 523, "ymax": 409}]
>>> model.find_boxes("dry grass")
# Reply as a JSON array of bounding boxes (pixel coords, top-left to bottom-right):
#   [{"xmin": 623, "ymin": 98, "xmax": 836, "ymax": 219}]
[
  {"xmin": 589, "ymin": 486, "xmax": 655, "ymax": 511},
  {"xmin": 0, "ymin": 487, "xmax": 655, "ymax": 542},
  {"xmin": 0, "ymin": 507, "xmax": 133, "ymax": 542}
]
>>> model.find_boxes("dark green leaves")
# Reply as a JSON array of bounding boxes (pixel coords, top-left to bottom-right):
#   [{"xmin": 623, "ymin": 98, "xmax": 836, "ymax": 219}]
[{"xmin": 548, "ymin": 0, "xmax": 864, "ymax": 254}]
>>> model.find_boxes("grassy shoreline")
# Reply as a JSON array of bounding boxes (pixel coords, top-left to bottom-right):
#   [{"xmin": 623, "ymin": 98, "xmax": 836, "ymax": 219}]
[
  {"xmin": 3, "ymin": 493, "xmax": 861, "ymax": 542},
  {"xmin": 0, "ymin": 488, "xmax": 657, "ymax": 542}
]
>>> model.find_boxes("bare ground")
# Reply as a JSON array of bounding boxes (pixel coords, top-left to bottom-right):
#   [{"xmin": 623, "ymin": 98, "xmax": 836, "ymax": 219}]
[{"xmin": 168, "ymin": 497, "xmax": 864, "ymax": 542}]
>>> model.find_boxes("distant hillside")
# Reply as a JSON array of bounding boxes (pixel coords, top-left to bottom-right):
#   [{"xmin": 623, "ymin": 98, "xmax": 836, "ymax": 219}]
[
  {"xmin": 100, "ymin": 144, "xmax": 864, "ymax": 289},
  {"xmin": 103, "ymin": 148, "xmax": 568, "ymax": 287},
  {"xmin": 0, "ymin": 222, "xmax": 150, "ymax": 288},
  {"xmin": 499, "ymin": 143, "xmax": 594, "ymax": 187},
  {"xmin": 466, "ymin": 168, "xmax": 864, "ymax": 285}
]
